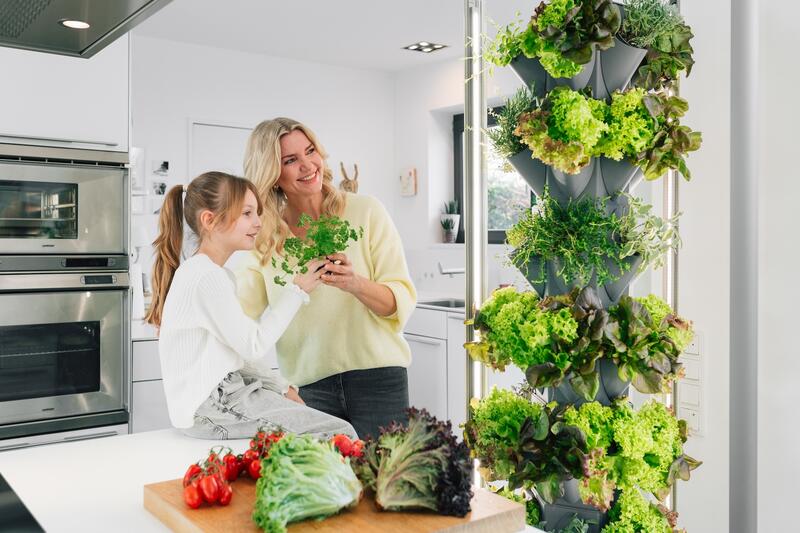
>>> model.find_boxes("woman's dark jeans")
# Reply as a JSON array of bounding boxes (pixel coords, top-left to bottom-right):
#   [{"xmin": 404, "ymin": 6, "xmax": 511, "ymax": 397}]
[{"xmin": 299, "ymin": 366, "xmax": 409, "ymax": 440}]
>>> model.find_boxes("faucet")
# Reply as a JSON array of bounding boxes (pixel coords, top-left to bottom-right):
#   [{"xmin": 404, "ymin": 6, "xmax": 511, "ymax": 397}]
[{"xmin": 437, "ymin": 262, "xmax": 465, "ymax": 278}]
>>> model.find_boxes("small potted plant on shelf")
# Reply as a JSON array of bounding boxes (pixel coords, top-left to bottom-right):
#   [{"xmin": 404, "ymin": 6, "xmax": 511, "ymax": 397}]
[{"xmin": 440, "ymin": 200, "xmax": 459, "ymax": 243}]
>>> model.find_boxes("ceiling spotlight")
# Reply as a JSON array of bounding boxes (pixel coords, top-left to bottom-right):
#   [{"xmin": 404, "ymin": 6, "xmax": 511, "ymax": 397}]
[
  {"xmin": 59, "ymin": 19, "xmax": 90, "ymax": 29},
  {"xmin": 403, "ymin": 42, "xmax": 448, "ymax": 53}
]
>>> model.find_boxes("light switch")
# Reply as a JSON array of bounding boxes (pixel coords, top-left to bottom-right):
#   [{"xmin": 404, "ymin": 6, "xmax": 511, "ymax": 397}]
[
  {"xmin": 685, "ymin": 331, "xmax": 702, "ymax": 356},
  {"xmin": 678, "ymin": 382, "xmax": 701, "ymax": 407},
  {"xmin": 678, "ymin": 407, "xmax": 701, "ymax": 434},
  {"xmin": 682, "ymin": 359, "xmax": 701, "ymax": 381}
]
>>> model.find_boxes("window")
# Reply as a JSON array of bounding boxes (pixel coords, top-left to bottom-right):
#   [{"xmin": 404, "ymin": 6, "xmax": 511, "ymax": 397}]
[{"xmin": 453, "ymin": 109, "xmax": 533, "ymax": 244}]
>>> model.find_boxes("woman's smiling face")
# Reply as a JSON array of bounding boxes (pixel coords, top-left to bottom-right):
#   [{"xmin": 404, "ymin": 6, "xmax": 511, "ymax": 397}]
[{"xmin": 277, "ymin": 129, "xmax": 324, "ymax": 199}]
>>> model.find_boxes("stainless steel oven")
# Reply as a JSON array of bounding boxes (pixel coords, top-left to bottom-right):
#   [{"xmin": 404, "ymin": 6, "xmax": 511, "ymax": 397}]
[
  {"xmin": 0, "ymin": 272, "xmax": 129, "ymax": 443},
  {"xmin": 0, "ymin": 145, "xmax": 130, "ymax": 447},
  {"xmin": 0, "ymin": 144, "xmax": 127, "ymax": 260}
]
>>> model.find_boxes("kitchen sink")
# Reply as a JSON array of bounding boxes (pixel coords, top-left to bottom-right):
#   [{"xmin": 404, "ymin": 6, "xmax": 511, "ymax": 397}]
[{"xmin": 418, "ymin": 298, "xmax": 465, "ymax": 310}]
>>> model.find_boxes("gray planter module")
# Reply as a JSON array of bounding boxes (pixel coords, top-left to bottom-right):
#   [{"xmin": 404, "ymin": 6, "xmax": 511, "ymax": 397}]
[
  {"xmin": 508, "ymin": 148, "xmax": 547, "ymax": 196},
  {"xmin": 548, "ymin": 159, "xmax": 597, "ymax": 203},
  {"xmin": 509, "ymin": 55, "xmax": 548, "ymax": 98},
  {"xmin": 599, "ymin": 37, "xmax": 648, "ymax": 96},
  {"xmin": 546, "ymin": 48, "xmax": 597, "ymax": 93},
  {"xmin": 600, "ymin": 157, "xmax": 644, "ymax": 197}
]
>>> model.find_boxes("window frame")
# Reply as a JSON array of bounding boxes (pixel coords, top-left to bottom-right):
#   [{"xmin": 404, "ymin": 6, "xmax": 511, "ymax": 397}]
[{"xmin": 453, "ymin": 107, "xmax": 533, "ymax": 244}]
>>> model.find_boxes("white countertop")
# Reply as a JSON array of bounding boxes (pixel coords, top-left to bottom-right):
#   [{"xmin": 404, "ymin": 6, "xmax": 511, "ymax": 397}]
[
  {"xmin": 0, "ymin": 429, "xmax": 542, "ymax": 532},
  {"xmin": 0, "ymin": 429, "xmax": 246, "ymax": 532}
]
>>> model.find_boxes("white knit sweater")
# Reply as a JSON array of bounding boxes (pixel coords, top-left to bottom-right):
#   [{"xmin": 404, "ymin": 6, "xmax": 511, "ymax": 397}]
[{"xmin": 158, "ymin": 254, "xmax": 307, "ymax": 428}]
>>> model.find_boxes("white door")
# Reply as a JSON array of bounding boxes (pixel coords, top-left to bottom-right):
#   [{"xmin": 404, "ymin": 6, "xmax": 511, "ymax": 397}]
[{"xmin": 405, "ymin": 333, "xmax": 448, "ymax": 422}]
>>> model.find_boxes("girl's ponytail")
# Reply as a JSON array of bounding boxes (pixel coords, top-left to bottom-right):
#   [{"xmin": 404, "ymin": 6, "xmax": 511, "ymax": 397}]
[{"xmin": 145, "ymin": 185, "xmax": 185, "ymax": 327}]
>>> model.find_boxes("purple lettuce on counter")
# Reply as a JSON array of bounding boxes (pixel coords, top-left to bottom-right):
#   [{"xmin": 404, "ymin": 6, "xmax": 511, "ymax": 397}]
[{"xmin": 352, "ymin": 408, "xmax": 473, "ymax": 517}]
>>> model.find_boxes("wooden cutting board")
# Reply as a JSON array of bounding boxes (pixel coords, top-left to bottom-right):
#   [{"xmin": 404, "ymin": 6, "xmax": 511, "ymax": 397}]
[{"xmin": 144, "ymin": 477, "xmax": 525, "ymax": 533}]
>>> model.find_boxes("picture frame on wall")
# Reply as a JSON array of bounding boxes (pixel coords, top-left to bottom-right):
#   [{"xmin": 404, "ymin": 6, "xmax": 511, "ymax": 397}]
[{"xmin": 400, "ymin": 167, "xmax": 417, "ymax": 196}]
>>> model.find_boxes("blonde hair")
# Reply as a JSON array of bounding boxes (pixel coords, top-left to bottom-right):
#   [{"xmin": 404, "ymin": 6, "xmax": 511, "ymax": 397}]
[
  {"xmin": 243, "ymin": 117, "xmax": 345, "ymax": 264},
  {"xmin": 145, "ymin": 171, "xmax": 263, "ymax": 327}
]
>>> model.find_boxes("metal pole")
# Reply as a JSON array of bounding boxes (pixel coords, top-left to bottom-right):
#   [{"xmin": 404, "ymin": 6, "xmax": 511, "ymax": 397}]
[
  {"xmin": 664, "ymin": 168, "xmax": 679, "ymax": 513},
  {"xmin": 730, "ymin": 0, "xmax": 759, "ymax": 530},
  {"xmin": 464, "ymin": 0, "xmax": 488, "ymax": 427}
]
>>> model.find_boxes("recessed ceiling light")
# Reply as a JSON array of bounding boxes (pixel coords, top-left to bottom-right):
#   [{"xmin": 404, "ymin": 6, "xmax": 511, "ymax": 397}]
[
  {"xmin": 403, "ymin": 41, "xmax": 448, "ymax": 54},
  {"xmin": 59, "ymin": 19, "xmax": 90, "ymax": 29}
]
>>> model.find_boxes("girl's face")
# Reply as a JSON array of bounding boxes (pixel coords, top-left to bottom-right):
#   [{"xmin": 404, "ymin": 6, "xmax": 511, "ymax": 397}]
[
  {"xmin": 276, "ymin": 129, "xmax": 324, "ymax": 198},
  {"xmin": 216, "ymin": 189, "xmax": 262, "ymax": 251}
]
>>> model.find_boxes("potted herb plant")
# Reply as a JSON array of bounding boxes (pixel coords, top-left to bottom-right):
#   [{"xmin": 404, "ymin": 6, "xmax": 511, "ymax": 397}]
[
  {"xmin": 618, "ymin": 0, "xmax": 695, "ymax": 91},
  {"xmin": 506, "ymin": 191, "xmax": 680, "ymax": 293},
  {"xmin": 486, "ymin": 85, "xmax": 547, "ymax": 194},
  {"xmin": 440, "ymin": 201, "xmax": 460, "ymax": 243}
]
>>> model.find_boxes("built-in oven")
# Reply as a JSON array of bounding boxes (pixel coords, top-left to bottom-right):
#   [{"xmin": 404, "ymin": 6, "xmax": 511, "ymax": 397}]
[
  {"xmin": 0, "ymin": 144, "xmax": 128, "ymax": 273},
  {"xmin": 0, "ymin": 272, "xmax": 129, "ymax": 445}
]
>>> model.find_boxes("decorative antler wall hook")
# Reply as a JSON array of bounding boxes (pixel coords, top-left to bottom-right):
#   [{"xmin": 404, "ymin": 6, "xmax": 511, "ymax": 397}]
[{"xmin": 339, "ymin": 162, "xmax": 359, "ymax": 193}]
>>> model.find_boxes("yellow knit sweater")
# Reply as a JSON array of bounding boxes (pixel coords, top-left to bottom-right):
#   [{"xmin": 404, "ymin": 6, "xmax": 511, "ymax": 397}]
[{"xmin": 235, "ymin": 193, "xmax": 417, "ymax": 387}]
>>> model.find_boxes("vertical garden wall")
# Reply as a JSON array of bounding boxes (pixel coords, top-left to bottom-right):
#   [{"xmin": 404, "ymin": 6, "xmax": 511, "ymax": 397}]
[{"xmin": 464, "ymin": 1, "xmax": 702, "ymax": 531}]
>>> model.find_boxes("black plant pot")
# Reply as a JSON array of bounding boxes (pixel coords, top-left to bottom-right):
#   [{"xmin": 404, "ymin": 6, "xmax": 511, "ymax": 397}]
[
  {"xmin": 599, "ymin": 37, "xmax": 648, "ymax": 96},
  {"xmin": 508, "ymin": 149, "xmax": 546, "ymax": 196},
  {"xmin": 546, "ymin": 48, "xmax": 597, "ymax": 93},
  {"xmin": 600, "ymin": 157, "xmax": 644, "ymax": 197},
  {"xmin": 508, "ymin": 55, "xmax": 548, "ymax": 97},
  {"xmin": 598, "ymin": 358, "xmax": 631, "ymax": 400}
]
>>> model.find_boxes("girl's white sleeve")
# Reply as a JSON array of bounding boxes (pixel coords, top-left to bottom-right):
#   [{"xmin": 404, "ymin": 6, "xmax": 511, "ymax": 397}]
[{"xmin": 194, "ymin": 269, "xmax": 308, "ymax": 375}]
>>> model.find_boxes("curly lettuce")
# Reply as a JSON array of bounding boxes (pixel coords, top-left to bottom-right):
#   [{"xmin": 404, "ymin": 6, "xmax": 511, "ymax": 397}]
[
  {"xmin": 595, "ymin": 88, "xmax": 657, "ymax": 160},
  {"xmin": 635, "ymin": 294, "xmax": 694, "ymax": 353},
  {"xmin": 603, "ymin": 489, "xmax": 672, "ymax": 533}
]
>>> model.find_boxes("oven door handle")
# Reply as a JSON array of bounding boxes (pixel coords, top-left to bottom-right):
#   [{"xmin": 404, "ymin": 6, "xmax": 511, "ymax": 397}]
[{"xmin": 0, "ymin": 272, "xmax": 130, "ymax": 292}]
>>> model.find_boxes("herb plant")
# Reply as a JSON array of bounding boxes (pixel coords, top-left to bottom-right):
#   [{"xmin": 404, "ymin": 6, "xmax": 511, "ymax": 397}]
[
  {"xmin": 506, "ymin": 190, "xmax": 679, "ymax": 287},
  {"xmin": 440, "ymin": 217, "xmax": 455, "ymax": 231},
  {"xmin": 272, "ymin": 213, "xmax": 363, "ymax": 286},
  {"xmin": 515, "ymin": 87, "xmax": 608, "ymax": 174},
  {"xmin": 487, "ymin": 85, "xmax": 540, "ymax": 159},
  {"xmin": 484, "ymin": 17, "xmax": 527, "ymax": 68},
  {"xmin": 619, "ymin": 0, "xmax": 683, "ymax": 49},
  {"xmin": 351, "ymin": 408, "xmax": 473, "ymax": 517},
  {"xmin": 443, "ymin": 200, "xmax": 459, "ymax": 214}
]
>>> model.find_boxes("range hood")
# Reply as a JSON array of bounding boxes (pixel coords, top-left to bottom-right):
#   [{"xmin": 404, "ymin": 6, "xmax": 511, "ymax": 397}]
[{"xmin": 0, "ymin": 0, "xmax": 172, "ymax": 58}]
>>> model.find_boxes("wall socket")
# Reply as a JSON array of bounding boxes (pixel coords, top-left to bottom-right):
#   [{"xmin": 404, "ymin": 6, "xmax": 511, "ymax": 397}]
[{"xmin": 678, "ymin": 330, "xmax": 704, "ymax": 436}]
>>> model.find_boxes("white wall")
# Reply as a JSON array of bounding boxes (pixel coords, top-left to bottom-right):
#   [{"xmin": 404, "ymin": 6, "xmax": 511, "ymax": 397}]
[
  {"xmin": 129, "ymin": 35, "xmax": 396, "ymax": 270},
  {"xmin": 674, "ymin": 1, "xmax": 732, "ymax": 531},
  {"xmin": 757, "ymin": 1, "xmax": 800, "ymax": 530}
]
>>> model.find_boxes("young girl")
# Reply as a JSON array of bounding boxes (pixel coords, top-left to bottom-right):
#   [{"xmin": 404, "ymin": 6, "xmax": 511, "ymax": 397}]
[{"xmin": 145, "ymin": 171, "xmax": 356, "ymax": 440}]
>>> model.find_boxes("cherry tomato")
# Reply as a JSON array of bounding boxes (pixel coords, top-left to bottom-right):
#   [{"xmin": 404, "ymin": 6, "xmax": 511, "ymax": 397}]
[
  {"xmin": 351, "ymin": 440, "xmax": 364, "ymax": 458},
  {"xmin": 332, "ymin": 434, "xmax": 353, "ymax": 456},
  {"xmin": 183, "ymin": 464, "xmax": 202, "ymax": 487},
  {"xmin": 198, "ymin": 475, "xmax": 220, "ymax": 504},
  {"xmin": 222, "ymin": 454, "xmax": 239, "ymax": 482},
  {"xmin": 218, "ymin": 483, "xmax": 233, "ymax": 506},
  {"xmin": 183, "ymin": 485, "xmax": 202, "ymax": 509},
  {"xmin": 243, "ymin": 449, "xmax": 259, "ymax": 464},
  {"xmin": 248, "ymin": 459, "xmax": 261, "ymax": 480}
]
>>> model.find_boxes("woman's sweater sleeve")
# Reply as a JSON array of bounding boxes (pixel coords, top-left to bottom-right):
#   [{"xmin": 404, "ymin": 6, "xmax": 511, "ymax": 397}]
[
  {"xmin": 234, "ymin": 251, "xmax": 270, "ymax": 320},
  {"xmin": 366, "ymin": 197, "xmax": 417, "ymax": 332},
  {"xmin": 194, "ymin": 268, "xmax": 307, "ymax": 365}
]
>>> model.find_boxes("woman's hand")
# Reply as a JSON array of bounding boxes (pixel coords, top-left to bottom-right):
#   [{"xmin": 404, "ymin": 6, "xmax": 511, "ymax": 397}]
[
  {"xmin": 322, "ymin": 253, "xmax": 397, "ymax": 317},
  {"xmin": 284, "ymin": 386, "xmax": 305, "ymax": 405},
  {"xmin": 293, "ymin": 259, "xmax": 326, "ymax": 294},
  {"xmin": 320, "ymin": 253, "xmax": 363, "ymax": 294}
]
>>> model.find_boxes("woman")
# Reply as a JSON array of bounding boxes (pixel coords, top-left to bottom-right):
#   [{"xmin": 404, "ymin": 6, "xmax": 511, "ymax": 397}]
[
  {"xmin": 146, "ymin": 171, "xmax": 356, "ymax": 440},
  {"xmin": 237, "ymin": 117, "xmax": 417, "ymax": 439}
]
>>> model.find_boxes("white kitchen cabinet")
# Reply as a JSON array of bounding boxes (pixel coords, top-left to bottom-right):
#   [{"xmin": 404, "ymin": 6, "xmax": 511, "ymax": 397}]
[
  {"xmin": 0, "ymin": 35, "xmax": 129, "ymax": 152},
  {"xmin": 130, "ymin": 339, "xmax": 171, "ymax": 433},
  {"xmin": 405, "ymin": 333, "xmax": 448, "ymax": 422}
]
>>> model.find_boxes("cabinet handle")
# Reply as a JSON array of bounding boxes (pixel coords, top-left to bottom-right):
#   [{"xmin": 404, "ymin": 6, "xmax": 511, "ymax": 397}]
[
  {"xmin": 0, "ymin": 133, "xmax": 119, "ymax": 147},
  {"xmin": 405, "ymin": 335, "xmax": 444, "ymax": 346}
]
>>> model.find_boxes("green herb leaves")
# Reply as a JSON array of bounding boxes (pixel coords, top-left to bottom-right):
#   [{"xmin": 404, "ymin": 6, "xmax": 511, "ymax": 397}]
[{"xmin": 272, "ymin": 214, "xmax": 363, "ymax": 286}]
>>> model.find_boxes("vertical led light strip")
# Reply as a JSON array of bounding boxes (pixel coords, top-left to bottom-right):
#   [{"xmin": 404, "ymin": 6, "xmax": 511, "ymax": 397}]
[
  {"xmin": 464, "ymin": 0, "xmax": 488, "ymax": 469},
  {"xmin": 664, "ymin": 166, "xmax": 679, "ymax": 514}
]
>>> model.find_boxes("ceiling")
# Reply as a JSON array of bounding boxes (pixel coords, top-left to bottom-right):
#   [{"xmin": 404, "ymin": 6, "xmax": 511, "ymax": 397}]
[{"xmin": 133, "ymin": 0, "xmax": 529, "ymax": 72}]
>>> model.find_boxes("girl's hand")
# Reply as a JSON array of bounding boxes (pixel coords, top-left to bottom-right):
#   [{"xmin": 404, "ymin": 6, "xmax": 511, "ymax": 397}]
[
  {"xmin": 284, "ymin": 386, "xmax": 305, "ymax": 405},
  {"xmin": 321, "ymin": 253, "xmax": 363, "ymax": 295},
  {"xmin": 293, "ymin": 259, "xmax": 326, "ymax": 294}
]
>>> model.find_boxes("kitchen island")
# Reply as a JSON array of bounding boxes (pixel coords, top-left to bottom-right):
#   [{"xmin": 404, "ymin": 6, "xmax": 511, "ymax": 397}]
[{"xmin": 0, "ymin": 429, "xmax": 541, "ymax": 532}]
